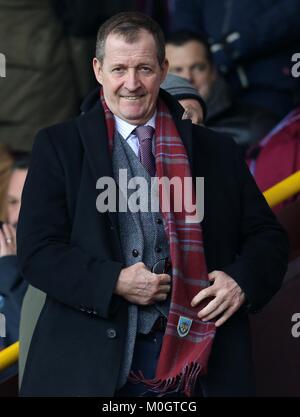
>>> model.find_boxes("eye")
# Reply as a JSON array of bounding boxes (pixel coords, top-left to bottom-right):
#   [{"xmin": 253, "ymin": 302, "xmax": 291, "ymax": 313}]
[
  {"xmin": 7, "ymin": 198, "xmax": 18, "ymax": 206},
  {"xmin": 139, "ymin": 66, "xmax": 152, "ymax": 73},
  {"xmin": 192, "ymin": 63, "xmax": 207, "ymax": 72},
  {"xmin": 112, "ymin": 67, "xmax": 125, "ymax": 74},
  {"xmin": 171, "ymin": 67, "xmax": 183, "ymax": 74}
]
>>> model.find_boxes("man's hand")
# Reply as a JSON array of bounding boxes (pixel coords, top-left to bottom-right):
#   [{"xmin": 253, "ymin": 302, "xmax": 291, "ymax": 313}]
[
  {"xmin": 191, "ymin": 270, "xmax": 246, "ymax": 327},
  {"xmin": 115, "ymin": 262, "xmax": 171, "ymax": 305},
  {"xmin": 0, "ymin": 223, "xmax": 17, "ymax": 257}
]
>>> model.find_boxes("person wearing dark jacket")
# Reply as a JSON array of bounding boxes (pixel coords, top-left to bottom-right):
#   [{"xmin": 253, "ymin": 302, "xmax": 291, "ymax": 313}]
[
  {"xmin": 17, "ymin": 12, "xmax": 288, "ymax": 397},
  {"xmin": 166, "ymin": 30, "xmax": 279, "ymax": 152},
  {"xmin": 171, "ymin": 0, "xmax": 300, "ymax": 118}
]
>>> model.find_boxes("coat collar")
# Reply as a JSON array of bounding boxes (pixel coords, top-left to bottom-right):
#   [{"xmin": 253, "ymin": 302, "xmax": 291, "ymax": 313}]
[{"xmin": 77, "ymin": 89, "xmax": 194, "ymax": 183}]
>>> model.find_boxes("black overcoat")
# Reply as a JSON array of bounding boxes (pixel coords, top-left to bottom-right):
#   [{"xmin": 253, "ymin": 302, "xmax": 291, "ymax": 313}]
[{"xmin": 17, "ymin": 90, "xmax": 288, "ymax": 396}]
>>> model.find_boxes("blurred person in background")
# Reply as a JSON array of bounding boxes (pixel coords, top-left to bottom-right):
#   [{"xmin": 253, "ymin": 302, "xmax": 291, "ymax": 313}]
[
  {"xmin": 0, "ymin": 145, "xmax": 14, "ymax": 222},
  {"xmin": 0, "ymin": 0, "xmax": 173, "ymax": 152},
  {"xmin": 171, "ymin": 0, "xmax": 300, "ymax": 119},
  {"xmin": 161, "ymin": 73, "xmax": 206, "ymax": 125},
  {"xmin": 0, "ymin": 0, "xmax": 79, "ymax": 151},
  {"xmin": 0, "ymin": 151, "xmax": 30, "ymax": 358},
  {"xmin": 166, "ymin": 30, "xmax": 279, "ymax": 152}
]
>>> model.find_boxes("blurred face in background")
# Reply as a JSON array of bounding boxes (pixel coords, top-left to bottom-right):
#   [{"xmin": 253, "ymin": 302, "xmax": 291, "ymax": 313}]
[
  {"xmin": 166, "ymin": 40, "xmax": 216, "ymax": 99},
  {"xmin": 7, "ymin": 168, "xmax": 27, "ymax": 228}
]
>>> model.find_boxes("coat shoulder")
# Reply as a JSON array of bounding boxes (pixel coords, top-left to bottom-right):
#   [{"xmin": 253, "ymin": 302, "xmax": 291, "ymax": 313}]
[
  {"xmin": 33, "ymin": 114, "xmax": 83, "ymax": 152},
  {"xmin": 192, "ymin": 124, "xmax": 238, "ymax": 160}
]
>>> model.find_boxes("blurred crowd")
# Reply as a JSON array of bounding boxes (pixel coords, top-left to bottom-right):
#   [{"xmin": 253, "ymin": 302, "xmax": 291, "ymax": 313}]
[{"xmin": 0, "ymin": 0, "xmax": 299, "ymax": 387}]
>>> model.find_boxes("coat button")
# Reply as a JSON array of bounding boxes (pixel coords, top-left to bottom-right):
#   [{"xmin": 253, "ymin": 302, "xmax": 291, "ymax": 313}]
[
  {"xmin": 155, "ymin": 246, "xmax": 162, "ymax": 253},
  {"xmin": 107, "ymin": 328, "xmax": 117, "ymax": 339},
  {"xmin": 132, "ymin": 249, "xmax": 139, "ymax": 257},
  {"xmin": 156, "ymin": 218, "xmax": 163, "ymax": 225}
]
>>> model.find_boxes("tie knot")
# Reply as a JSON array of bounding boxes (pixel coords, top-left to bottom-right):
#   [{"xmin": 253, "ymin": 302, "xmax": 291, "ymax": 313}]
[{"xmin": 135, "ymin": 125, "xmax": 155, "ymax": 143}]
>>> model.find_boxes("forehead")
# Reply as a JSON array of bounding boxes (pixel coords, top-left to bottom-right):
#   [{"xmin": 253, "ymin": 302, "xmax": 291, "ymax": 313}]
[
  {"xmin": 103, "ymin": 30, "xmax": 158, "ymax": 65},
  {"xmin": 166, "ymin": 41, "xmax": 208, "ymax": 65}
]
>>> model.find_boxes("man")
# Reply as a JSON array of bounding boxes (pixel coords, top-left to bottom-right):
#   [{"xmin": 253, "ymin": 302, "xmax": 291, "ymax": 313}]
[
  {"xmin": 0, "ymin": 151, "xmax": 30, "ymax": 381},
  {"xmin": 166, "ymin": 31, "xmax": 278, "ymax": 151},
  {"xmin": 0, "ymin": 0, "xmax": 79, "ymax": 151},
  {"xmin": 171, "ymin": 0, "xmax": 300, "ymax": 119},
  {"xmin": 17, "ymin": 12, "xmax": 288, "ymax": 397}
]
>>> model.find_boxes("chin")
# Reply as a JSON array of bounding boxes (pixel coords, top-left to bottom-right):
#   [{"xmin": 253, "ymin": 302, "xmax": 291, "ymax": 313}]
[{"xmin": 122, "ymin": 113, "xmax": 147, "ymax": 124}]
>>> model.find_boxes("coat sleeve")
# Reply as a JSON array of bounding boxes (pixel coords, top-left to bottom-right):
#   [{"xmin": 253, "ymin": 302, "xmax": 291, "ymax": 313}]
[
  {"xmin": 16, "ymin": 129, "xmax": 123, "ymax": 319},
  {"xmin": 222, "ymin": 0, "xmax": 300, "ymax": 60},
  {"xmin": 222, "ymin": 143, "xmax": 289, "ymax": 313}
]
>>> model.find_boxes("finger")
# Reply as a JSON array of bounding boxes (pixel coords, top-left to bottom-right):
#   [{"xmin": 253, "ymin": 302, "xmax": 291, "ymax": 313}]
[
  {"xmin": 7, "ymin": 223, "xmax": 16, "ymax": 239},
  {"xmin": 2, "ymin": 223, "xmax": 15, "ymax": 246},
  {"xmin": 2, "ymin": 223, "xmax": 11, "ymax": 239},
  {"xmin": 0, "ymin": 229, "xmax": 7, "ymax": 246},
  {"xmin": 154, "ymin": 293, "xmax": 168, "ymax": 302},
  {"xmin": 197, "ymin": 297, "xmax": 223, "ymax": 319},
  {"xmin": 157, "ymin": 273, "xmax": 172, "ymax": 284},
  {"xmin": 215, "ymin": 306, "xmax": 236, "ymax": 327},
  {"xmin": 182, "ymin": 110, "xmax": 189, "ymax": 120},
  {"xmin": 200, "ymin": 300, "xmax": 229, "ymax": 322},
  {"xmin": 2, "ymin": 224, "xmax": 16, "ymax": 250},
  {"xmin": 191, "ymin": 286, "xmax": 215, "ymax": 307},
  {"xmin": 208, "ymin": 270, "xmax": 220, "ymax": 281},
  {"xmin": 156, "ymin": 284, "xmax": 171, "ymax": 294}
]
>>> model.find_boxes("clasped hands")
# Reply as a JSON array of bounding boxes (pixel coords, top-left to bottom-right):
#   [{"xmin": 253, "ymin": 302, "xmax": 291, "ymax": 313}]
[{"xmin": 115, "ymin": 263, "xmax": 246, "ymax": 327}]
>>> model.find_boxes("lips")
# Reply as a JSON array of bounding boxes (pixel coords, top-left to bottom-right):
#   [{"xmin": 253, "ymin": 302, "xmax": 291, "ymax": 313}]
[{"xmin": 119, "ymin": 93, "xmax": 146, "ymax": 100}]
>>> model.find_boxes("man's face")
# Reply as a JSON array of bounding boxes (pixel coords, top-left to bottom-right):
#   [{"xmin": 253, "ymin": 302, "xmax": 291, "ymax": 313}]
[
  {"xmin": 166, "ymin": 40, "xmax": 216, "ymax": 99},
  {"xmin": 93, "ymin": 30, "xmax": 168, "ymax": 125},
  {"xmin": 7, "ymin": 168, "xmax": 27, "ymax": 228}
]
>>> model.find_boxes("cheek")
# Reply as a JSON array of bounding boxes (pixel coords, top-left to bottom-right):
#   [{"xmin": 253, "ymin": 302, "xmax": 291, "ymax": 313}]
[
  {"xmin": 103, "ymin": 80, "xmax": 120, "ymax": 98},
  {"xmin": 145, "ymin": 79, "xmax": 161, "ymax": 96}
]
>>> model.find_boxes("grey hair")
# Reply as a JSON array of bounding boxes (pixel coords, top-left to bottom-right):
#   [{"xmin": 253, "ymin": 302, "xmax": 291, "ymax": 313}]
[{"xmin": 95, "ymin": 12, "xmax": 166, "ymax": 66}]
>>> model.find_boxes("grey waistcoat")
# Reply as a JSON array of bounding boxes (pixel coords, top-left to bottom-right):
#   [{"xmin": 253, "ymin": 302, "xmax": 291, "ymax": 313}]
[{"xmin": 112, "ymin": 131, "xmax": 170, "ymax": 389}]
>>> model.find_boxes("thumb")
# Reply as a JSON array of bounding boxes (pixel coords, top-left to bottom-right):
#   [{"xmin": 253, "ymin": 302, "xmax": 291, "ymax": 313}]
[{"xmin": 208, "ymin": 270, "xmax": 220, "ymax": 281}]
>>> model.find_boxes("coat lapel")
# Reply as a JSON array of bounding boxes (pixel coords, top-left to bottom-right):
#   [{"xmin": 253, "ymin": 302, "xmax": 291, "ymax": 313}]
[{"xmin": 76, "ymin": 101, "xmax": 118, "ymax": 229}]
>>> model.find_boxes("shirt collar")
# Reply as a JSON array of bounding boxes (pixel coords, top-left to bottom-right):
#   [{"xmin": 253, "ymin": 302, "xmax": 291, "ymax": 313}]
[{"xmin": 114, "ymin": 111, "xmax": 156, "ymax": 140}]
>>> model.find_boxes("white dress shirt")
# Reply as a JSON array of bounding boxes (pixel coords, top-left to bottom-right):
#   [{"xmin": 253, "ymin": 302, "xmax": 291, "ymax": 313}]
[{"xmin": 113, "ymin": 112, "xmax": 156, "ymax": 157}]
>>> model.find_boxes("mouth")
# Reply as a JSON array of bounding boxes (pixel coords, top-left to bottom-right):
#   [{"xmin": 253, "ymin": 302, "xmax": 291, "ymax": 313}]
[{"xmin": 120, "ymin": 94, "xmax": 146, "ymax": 101}]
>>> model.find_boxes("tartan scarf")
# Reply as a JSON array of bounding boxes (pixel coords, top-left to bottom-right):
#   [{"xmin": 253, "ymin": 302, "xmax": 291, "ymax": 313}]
[{"xmin": 100, "ymin": 89, "xmax": 216, "ymax": 396}]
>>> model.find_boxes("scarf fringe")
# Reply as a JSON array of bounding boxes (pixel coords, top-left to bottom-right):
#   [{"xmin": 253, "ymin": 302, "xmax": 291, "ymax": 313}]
[{"xmin": 128, "ymin": 362, "xmax": 202, "ymax": 397}]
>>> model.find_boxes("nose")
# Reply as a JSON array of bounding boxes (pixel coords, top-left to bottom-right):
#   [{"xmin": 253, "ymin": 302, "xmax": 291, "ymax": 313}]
[
  {"xmin": 180, "ymin": 68, "xmax": 193, "ymax": 84},
  {"xmin": 124, "ymin": 69, "xmax": 141, "ymax": 91}
]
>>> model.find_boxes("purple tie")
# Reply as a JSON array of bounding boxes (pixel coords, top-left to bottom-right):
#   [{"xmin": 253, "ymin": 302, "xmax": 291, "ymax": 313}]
[{"xmin": 135, "ymin": 125, "xmax": 155, "ymax": 177}]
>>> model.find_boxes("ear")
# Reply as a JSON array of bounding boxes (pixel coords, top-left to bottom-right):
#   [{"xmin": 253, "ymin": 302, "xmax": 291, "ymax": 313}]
[
  {"xmin": 160, "ymin": 59, "xmax": 169, "ymax": 83},
  {"xmin": 93, "ymin": 58, "xmax": 103, "ymax": 85}
]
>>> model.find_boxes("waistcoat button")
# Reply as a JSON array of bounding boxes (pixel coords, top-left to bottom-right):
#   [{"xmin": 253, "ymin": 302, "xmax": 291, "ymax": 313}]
[{"xmin": 132, "ymin": 249, "xmax": 139, "ymax": 257}]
